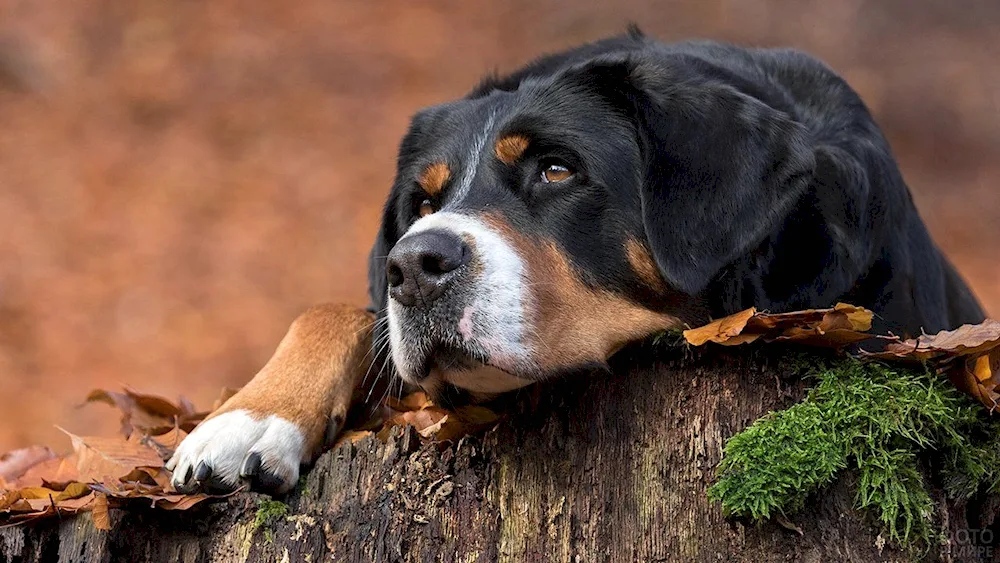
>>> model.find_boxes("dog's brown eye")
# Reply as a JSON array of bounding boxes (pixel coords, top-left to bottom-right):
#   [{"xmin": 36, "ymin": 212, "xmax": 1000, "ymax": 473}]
[
  {"xmin": 541, "ymin": 163, "xmax": 573, "ymax": 183},
  {"xmin": 418, "ymin": 199, "xmax": 436, "ymax": 217}
]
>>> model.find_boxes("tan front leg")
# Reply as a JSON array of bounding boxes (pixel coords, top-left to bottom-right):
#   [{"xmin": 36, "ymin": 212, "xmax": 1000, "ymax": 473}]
[{"xmin": 167, "ymin": 304, "xmax": 376, "ymax": 493}]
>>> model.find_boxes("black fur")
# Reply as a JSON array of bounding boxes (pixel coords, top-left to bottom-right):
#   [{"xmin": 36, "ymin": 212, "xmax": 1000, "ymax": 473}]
[{"xmin": 369, "ymin": 30, "xmax": 985, "ymax": 367}]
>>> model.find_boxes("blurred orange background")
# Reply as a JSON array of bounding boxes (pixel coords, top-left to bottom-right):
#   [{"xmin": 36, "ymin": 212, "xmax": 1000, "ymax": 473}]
[{"xmin": 1, "ymin": 0, "xmax": 998, "ymax": 451}]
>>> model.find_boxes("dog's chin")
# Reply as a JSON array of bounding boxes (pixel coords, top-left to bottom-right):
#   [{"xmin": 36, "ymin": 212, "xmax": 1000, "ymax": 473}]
[{"xmin": 411, "ymin": 343, "xmax": 534, "ymax": 395}]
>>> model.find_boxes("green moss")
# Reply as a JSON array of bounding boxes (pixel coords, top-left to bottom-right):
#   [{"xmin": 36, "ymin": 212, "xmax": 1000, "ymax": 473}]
[
  {"xmin": 298, "ymin": 475, "xmax": 311, "ymax": 497},
  {"xmin": 709, "ymin": 356, "xmax": 1000, "ymax": 550},
  {"xmin": 649, "ymin": 328, "xmax": 688, "ymax": 348},
  {"xmin": 251, "ymin": 498, "xmax": 289, "ymax": 544}
]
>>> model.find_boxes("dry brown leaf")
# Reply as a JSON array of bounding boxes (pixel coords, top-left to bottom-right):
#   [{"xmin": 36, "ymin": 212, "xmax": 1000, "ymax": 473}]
[
  {"xmin": 684, "ymin": 304, "xmax": 874, "ymax": 348},
  {"xmin": 867, "ymin": 320, "xmax": 1000, "ymax": 361},
  {"xmin": 14, "ymin": 456, "xmax": 80, "ymax": 488},
  {"xmin": 57, "ymin": 492, "xmax": 96, "ymax": 513},
  {"xmin": 60, "ymin": 429, "xmax": 163, "ymax": 483},
  {"xmin": 386, "ymin": 391, "xmax": 432, "ymax": 411},
  {"xmin": 84, "ymin": 387, "xmax": 207, "ymax": 437},
  {"xmin": 333, "ymin": 430, "xmax": 375, "ymax": 449},
  {"xmin": 152, "ymin": 493, "xmax": 212, "ymax": 510},
  {"xmin": 92, "ymin": 493, "xmax": 111, "ymax": 530},
  {"xmin": 0, "ymin": 446, "xmax": 57, "ymax": 483},
  {"xmin": 139, "ymin": 426, "xmax": 188, "ymax": 461},
  {"xmin": 15, "ymin": 482, "xmax": 90, "ymax": 505},
  {"xmin": 0, "ymin": 490, "xmax": 32, "ymax": 512},
  {"xmin": 683, "ymin": 308, "xmax": 757, "ymax": 346},
  {"xmin": 119, "ymin": 466, "xmax": 172, "ymax": 489}
]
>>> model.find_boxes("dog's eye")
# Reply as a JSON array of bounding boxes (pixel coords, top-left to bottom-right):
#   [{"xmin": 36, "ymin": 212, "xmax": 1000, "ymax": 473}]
[
  {"xmin": 541, "ymin": 163, "xmax": 574, "ymax": 184},
  {"xmin": 418, "ymin": 199, "xmax": 436, "ymax": 217}
]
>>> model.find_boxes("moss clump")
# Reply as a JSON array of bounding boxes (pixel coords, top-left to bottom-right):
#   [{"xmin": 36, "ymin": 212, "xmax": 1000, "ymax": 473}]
[
  {"xmin": 709, "ymin": 356, "xmax": 1000, "ymax": 549},
  {"xmin": 251, "ymin": 498, "xmax": 289, "ymax": 544}
]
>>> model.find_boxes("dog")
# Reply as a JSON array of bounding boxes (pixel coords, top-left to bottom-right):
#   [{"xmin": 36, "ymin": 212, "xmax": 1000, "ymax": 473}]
[{"xmin": 167, "ymin": 28, "xmax": 985, "ymax": 494}]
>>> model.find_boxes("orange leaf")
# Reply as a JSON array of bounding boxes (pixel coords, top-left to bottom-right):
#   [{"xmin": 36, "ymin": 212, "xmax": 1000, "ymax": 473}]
[
  {"xmin": 153, "ymin": 494, "xmax": 212, "ymax": 510},
  {"xmin": 0, "ymin": 446, "xmax": 57, "ymax": 483},
  {"xmin": 684, "ymin": 304, "xmax": 875, "ymax": 348},
  {"xmin": 386, "ymin": 391, "xmax": 432, "ymax": 412},
  {"xmin": 92, "ymin": 493, "xmax": 111, "ymax": 531},
  {"xmin": 333, "ymin": 430, "xmax": 374, "ymax": 449},
  {"xmin": 15, "ymin": 456, "xmax": 80, "ymax": 488},
  {"xmin": 60, "ymin": 429, "xmax": 164, "ymax": 483},
  {"xmin": 683, "ymin": 308, "xmax": 757, "ymax": 346},
  {"xmin": 56, "ymin": 492, "xmax": 96, "ymax": 513}
]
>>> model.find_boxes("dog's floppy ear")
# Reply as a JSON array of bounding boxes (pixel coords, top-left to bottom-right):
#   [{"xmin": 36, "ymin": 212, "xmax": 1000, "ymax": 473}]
[
  {"xmin": 638, "ymin": 66, "xmax": 815, "ymax": 295},
  {"xmin": 565, "ymin": 56, "xmax": 816, "ymax": 296},
  {"xmin": 366, "ymin": 196, "xmax": 398, "ymax": 316}
]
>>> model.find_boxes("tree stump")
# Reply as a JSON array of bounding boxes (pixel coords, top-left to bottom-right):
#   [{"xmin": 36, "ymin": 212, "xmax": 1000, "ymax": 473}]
[{"xmin": 0, "ymin": 346, "xmax": 984, "ymax": 562}]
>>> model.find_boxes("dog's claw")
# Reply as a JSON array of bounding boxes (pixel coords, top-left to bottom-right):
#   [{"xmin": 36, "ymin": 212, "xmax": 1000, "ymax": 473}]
[
  {"xmin": 193, "ymin": 461, "xmax": 212, "ymax": 482},
  {"xmin": 240, "ymin": 452, "xmax": 262, "ymax": 478}
]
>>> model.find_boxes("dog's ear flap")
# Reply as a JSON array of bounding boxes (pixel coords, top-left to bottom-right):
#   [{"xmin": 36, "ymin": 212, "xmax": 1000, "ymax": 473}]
[
  {"xmin": 565, "ymin": 57, "xmax": 816, "ymax": 296},
  {"xmin": 638, "ymin": 73, "xmax": 815, "ymax": 295},
  {"xmin": 366, "ymin": 197, "xmax": 398, "ymax": 315}
]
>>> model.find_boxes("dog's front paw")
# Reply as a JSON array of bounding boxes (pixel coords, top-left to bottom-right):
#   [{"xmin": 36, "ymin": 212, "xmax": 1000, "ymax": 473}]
[{"xmin": 166, "ymin": 410, "xmax": 306, "ymax": 494}]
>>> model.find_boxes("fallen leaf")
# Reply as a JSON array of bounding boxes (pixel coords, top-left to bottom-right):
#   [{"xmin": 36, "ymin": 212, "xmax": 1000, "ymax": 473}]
[
  {"xmin": 386, "ymin": 391, "xmax": 432, "ymax": 411},
  {"xmin": 0, "ymin": 490, "xmax": 33, "ymax": 512},
  {"xmin": 683, "ymin": 308, "xmax": 758, "ymax": 346},
  {"xmin": 140, "ymin": 426, "xmax": 188, "ymax": 461},
  {"xmin": 60, "ymin": 429, "xmax": 164, "ymax": 483},
  {"xmin": 866, "ymin": 320, "xmax": 1000, "ymax": 362},
  {"xmin": 0, "ymin": 446, "xmax": 57, "ymax": 483},
  {"xmin": 57, "ymin": 492, "xmax": 96, "ymax": 513},
  {"xmin": 152, "ymin": 494, "xmax": 212, "ymax": 510},
  {"xmin": 119, "ymin": 466, "xmax": 172, "ymax": 489},
  {"xmin": 333, "ymin": 430, "xmax": 375, "ymax": 449},
  {"xmin": 15, "ymin": 456, "xmax": 80, "ymax": 488},
  {"xmin": 84, "ymin": 387, "xmax": 207, "ymax": 437},
  {"xmin": 92, "ymin": 493, "xmax": 111, "ymax": 530},
  {"xmin": 684, "ymin": 304, "xmax": 874, "ymax": 348}
]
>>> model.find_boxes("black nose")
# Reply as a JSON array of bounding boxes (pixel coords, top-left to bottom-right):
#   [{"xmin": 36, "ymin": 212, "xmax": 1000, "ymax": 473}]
[{"xmin": 386, "ymin": 230, "xmax": 471, "ymax": 307}]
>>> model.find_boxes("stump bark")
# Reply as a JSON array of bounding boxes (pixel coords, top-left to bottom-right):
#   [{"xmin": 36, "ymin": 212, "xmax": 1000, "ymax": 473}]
[{"xmin": 0, "ymin": 346, "xmax": 985, "ymax": 562}]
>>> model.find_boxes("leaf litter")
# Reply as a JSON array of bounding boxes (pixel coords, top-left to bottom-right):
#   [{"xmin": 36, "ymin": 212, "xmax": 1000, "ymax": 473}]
[{"xmin": 2, "ymin": 383, "xmax": 501, "ymax": 528}]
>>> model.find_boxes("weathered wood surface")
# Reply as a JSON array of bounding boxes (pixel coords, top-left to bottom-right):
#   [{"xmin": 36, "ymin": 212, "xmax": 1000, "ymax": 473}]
[{"xmin": 0, "ymin": 347, "xmax": 977, "ymax": 562}]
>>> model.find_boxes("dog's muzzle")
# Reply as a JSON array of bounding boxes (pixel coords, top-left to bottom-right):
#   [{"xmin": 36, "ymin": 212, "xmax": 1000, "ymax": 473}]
[
  {"xmin": 386, "ymin": 212, "xmax": 535, "ymax": 393},
  {"xmin": 386, "ymin": 229, "xmax": 471, "ymax": 307}
]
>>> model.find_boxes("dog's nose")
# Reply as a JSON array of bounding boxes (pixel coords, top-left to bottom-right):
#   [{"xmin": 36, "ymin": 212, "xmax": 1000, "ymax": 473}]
[{"xmin": 386, "ymin": 230, "xmax": 471, "ymax": 307}]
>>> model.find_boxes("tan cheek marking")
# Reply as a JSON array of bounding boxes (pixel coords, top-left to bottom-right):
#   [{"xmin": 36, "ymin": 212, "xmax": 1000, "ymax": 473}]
[
  {"xmin": 418, "ymin": 162, "xmax": 451, "ymax": 196},
  {"xmin": 494, "ymin": 134, "xmax": 530, "ymax": 164},
  {"xmin": 483, "ymin": 215, "xmax": 682, "ymax": 372},
  {"xmin": 208, "ymin": 304, "xmax": 374, "ymax": 457},
  {"xmin": 626, "ymin": 238, "xmax": 667, "ymax": 289}
]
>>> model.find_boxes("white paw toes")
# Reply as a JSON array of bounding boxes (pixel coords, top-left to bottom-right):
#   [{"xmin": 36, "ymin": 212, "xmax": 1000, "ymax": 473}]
[{"xmin": 166, "ymin": 410, "xmax": 306, "ymax": 494}]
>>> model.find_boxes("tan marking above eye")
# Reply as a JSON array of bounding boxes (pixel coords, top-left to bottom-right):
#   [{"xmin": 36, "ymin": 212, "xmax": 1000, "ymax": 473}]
[
  {"xmin": 418, "ymin": 199, "xmax": 436, "ymax": 217},
  {"xmin": 541, "ymin": 163, "xmax": 573, "ymax": 183},
  {"xmin": 495, "ymin": 134, "xmax": 530, "ymax": 164},
  {"xmin": 418, "ymin": 162, "xmax": 451, "ymax": 196}
]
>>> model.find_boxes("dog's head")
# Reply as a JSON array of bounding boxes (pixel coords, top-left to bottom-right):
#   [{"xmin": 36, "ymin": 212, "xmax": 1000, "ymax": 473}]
[{"xmin": 368, "ymin": 50, "xmax": 816, "ymax": 399}]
